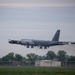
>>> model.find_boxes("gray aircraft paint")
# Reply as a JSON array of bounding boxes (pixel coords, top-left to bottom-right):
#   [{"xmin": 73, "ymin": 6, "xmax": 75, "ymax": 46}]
[{"xmin": 9, "ymin": 30, "xmax": 75, "ymax": 49}]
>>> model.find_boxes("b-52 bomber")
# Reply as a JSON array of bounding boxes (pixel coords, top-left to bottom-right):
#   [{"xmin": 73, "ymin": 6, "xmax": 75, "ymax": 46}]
[{"xmin": 9, "ymin": 30, "xmax": 75, "ymax": 49}]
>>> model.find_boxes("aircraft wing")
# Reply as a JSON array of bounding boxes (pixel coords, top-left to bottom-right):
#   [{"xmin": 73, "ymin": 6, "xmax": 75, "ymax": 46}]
[
  {"xmin": 8, "ymin": 30, "xmax": 75, "ymax": 49},
  {"xmin": 9, "ymin": 39, "xmax": 51, "ymax": 49},
  {"xmin": 9, "ymin": 39, "xmax": 75, "ymax": 49},
  {"xmin": 58, "ymin": 41, "xmax": 75, "ymax": 45}
]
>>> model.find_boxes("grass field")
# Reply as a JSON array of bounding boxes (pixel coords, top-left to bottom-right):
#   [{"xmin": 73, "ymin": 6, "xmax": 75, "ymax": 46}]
[{"xmin": 0, "ymin": 66, "xmax": 75, "ymax": 75}]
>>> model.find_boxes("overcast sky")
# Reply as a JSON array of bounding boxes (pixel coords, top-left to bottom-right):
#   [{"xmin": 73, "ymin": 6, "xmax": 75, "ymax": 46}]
[
  {"xmin": 0, "ymin": 0, "xmax": 75, "ymax": 57},
  {"xmin": 0, "ymin": 0, "xmax": 75, "ymax": 7}
]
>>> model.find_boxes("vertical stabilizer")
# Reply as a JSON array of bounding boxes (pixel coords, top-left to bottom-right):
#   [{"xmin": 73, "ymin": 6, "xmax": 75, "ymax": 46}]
[{"xmin": 52, "ymin": 30, "xmax": 60, "ymax": 41}]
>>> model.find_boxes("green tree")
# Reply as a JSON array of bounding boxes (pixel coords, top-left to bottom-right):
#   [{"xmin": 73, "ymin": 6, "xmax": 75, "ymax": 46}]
[
  {"xmin": 57, "ymin": 50, "xmax": 67, "ymax": 61},
  {"xmin": 15, "ymin": 54, "xmax": 23, "ymax": 61},
  {"xmin": 68, "ymin": 56, "xmax": 75, "ymax": 61},
  {"xmin": 22, "ymin": 57, "xmax": 26, "ymax": 61},
  {"xmin": 38, "ymin": 55, "xmax": 46, "ymax": 60},
  {"xmin": 46, "ymin": 51, "xmax": 56, "ymax": 60},
  {"xmin": 26, "ymin": 53, "xmax": 38, "ymax": 64},
  {"xmin": 26, "ymin": 53, "xmax": 38, "ymax": 61},
  {"xmin": 1, "ymin": 52, "xmax": 14, "ymax": 61},
  {"xmin": 0, "ymin": 58, "xmax": 2, "ymax": 61}
]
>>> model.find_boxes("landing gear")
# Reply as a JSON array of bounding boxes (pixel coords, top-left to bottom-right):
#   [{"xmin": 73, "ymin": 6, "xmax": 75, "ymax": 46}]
[
  {"xmin": 40, "ymin": 46, "xmax": 42, "ymax": 49},
  {"xmin": 26, "ymin": 45, "xmax": 34, "ymax": 48},
  {"xmin": 44, "ymin": 47, "xmax": 47, "ymax": 49},
  {"xmin": 31, "ymin": 46, "xmax": 34, "ymax": 48},
  {"xmin": 39, "ymin": 46, "xmax": 47, "ymax": 49},
  {"xmin": 26, "ymin": 45, "xmax": 29, "ymax": 48}
]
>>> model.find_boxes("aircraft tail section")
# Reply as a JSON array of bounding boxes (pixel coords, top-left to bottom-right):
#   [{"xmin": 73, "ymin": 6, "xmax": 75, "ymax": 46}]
[{"xmin": 52, "ymin": 30, "xmax": 60, "ymax": 41}]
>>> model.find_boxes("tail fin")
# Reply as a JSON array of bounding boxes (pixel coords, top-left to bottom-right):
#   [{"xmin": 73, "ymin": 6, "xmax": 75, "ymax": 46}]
[{"xmin": 52, "ymin": 30, "xmax": 60, "ymax": 41}]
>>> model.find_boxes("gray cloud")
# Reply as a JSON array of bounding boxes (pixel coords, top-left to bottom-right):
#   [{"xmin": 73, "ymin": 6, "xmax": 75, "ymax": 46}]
[{"xmin": 0, "ymin": 0, "xmax": 75, "ymax": 7}]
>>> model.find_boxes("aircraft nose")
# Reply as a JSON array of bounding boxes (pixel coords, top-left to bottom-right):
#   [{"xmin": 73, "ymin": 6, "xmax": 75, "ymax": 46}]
[
  {"xmin": 8, "ymin": 39, "xmax": 21, "ymax": 44},
  {"xmin": 8, "ymin": 39, "xmax": 12, "ymax": 43}
]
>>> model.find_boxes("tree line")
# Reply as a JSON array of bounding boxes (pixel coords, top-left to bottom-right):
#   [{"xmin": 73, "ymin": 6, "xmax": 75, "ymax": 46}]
[{"xmin": 0, "ymin": 50, "xmax": 75, "ymax": 62}]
